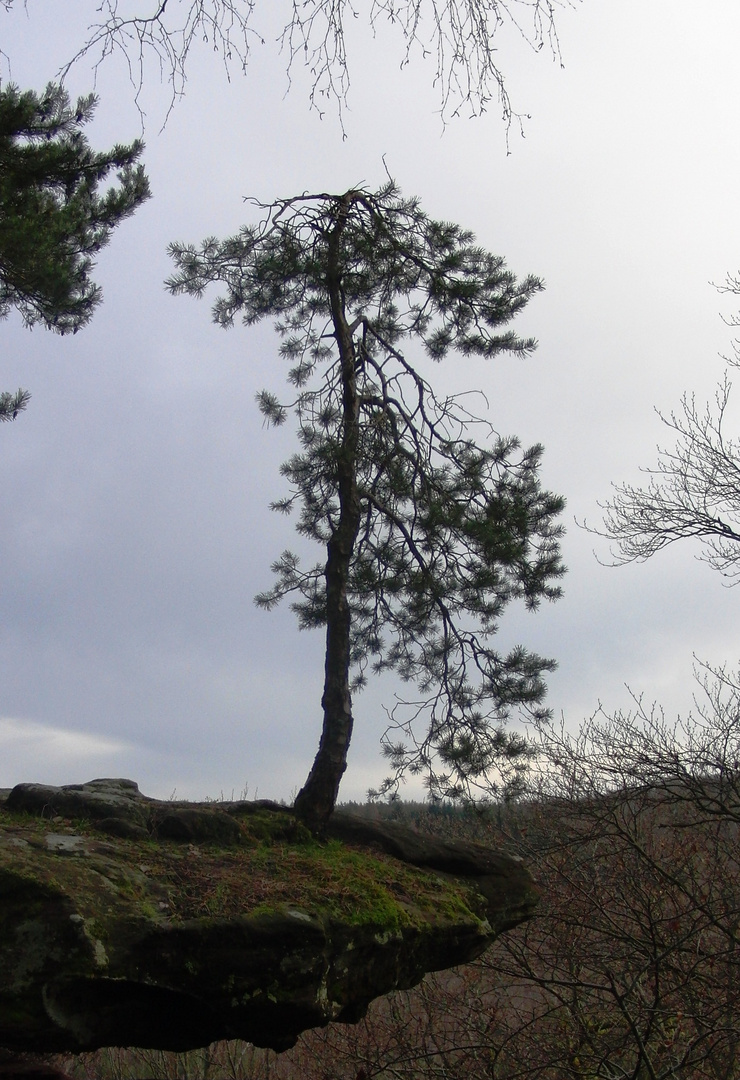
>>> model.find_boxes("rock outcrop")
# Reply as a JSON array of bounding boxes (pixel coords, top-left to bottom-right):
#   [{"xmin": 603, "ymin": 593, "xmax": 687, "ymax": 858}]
[{"xmin": 0, "ymin": 779, "xmax": 538, "ymax": 1054}]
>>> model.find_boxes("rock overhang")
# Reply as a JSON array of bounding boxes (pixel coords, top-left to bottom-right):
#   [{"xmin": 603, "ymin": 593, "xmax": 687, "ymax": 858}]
[{"xmin": 0, "ymin": 779, "xmax": 539, "ymax": 1054}]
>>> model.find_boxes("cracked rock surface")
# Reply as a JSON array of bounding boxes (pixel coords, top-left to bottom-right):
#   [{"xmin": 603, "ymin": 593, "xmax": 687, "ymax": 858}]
[{"xmin": 0, "ymin": 779, "xmax": 538, "ymax": 1054}]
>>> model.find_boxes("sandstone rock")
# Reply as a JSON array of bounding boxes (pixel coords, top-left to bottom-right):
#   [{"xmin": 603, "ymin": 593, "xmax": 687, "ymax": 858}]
[
  {"xmin": 0, "ymin": 779, "xmax": 538, "ymax": 1054},
  {"xmin": 324, "ymin": 812, "xmax": 534, "ymax": 935},
  {"xmin": 7, "ymin": 779, "xmax": 152, "ymax": 828}
]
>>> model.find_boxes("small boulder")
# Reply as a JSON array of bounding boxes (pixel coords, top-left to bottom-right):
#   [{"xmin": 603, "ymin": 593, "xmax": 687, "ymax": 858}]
[{"xmin": 7, "ymin": 780, "xmax": 151, "ymax": 830}]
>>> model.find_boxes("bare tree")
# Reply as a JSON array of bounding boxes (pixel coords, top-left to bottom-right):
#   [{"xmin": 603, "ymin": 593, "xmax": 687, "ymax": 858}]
[
  {"xmin": 273, "ymin": 670, "xmax": 740, "ymax": 1077},
  {"xmin": 38, "ymin": 0, "xmax": 574, "ymax": 130},
  {"xmin": 292, "ymin": 674, "xmax": 740, "ymax": 1078},
  {"xmin": 593, "ymin": 274, "xmax": 740, "ymax": 581}
]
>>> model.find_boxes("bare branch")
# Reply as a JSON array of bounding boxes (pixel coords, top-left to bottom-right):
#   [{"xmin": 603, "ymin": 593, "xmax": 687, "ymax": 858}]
[
  {"xmin": 588, "ymin": 283, "xmax": 740, "ymax": 581},
  {"xmin": 57, "ymin": 0, "xmax": 575, "ymax": 130}
]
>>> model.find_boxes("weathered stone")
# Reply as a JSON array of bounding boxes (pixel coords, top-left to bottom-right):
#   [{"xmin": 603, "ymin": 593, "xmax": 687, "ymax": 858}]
[
  {"xmin": 7, "ymin": 779, "xmax": 151, "ymax": 825},
  {"xmin": 325, "ymin": 812, "xmax": 534, "ymax": 935},
  {"xmin": 94, "ymin": 818, "xmax": 149, "ymax": 841},
  {"xmin": 0, "ymin": 779, "xmax": 539, "ymax": 1055},
  {"xmin": 151, "ymin": 807, "xmax": 244, "ymax": 845}
]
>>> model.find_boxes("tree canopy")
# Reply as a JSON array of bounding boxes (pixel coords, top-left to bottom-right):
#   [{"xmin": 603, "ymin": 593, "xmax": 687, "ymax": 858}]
[
  {"xmin": 0, "ymin": 82, "xmax": 150, "ymax": 334},
  {"xmin": 26, "ymin": 0, "xmax": 571, "ymax": 131},
  {"xmin": 168, "ymin": 182, "xmax": 565, "ymax": 830}
]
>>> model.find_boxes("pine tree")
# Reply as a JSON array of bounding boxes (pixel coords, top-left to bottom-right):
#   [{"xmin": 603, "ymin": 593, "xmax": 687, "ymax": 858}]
[
  {"xmin": 168, "ymin": 183, "xmax": 565, "ymax": 832},
  {"xmin": 0, "ymin": 82, "xmax": 150, "ymax": 333},
  {"xmin": 0, "ymin": 386, "xmax": 30, "ymax": 421}
]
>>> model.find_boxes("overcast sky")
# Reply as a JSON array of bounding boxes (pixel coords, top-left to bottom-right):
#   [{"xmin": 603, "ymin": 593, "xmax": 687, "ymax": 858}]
[{"xmin": 2, "ymin": 0, "xmax": 740, "ymax": 803}]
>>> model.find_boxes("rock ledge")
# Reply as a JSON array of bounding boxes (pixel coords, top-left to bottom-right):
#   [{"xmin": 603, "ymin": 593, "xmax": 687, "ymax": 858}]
[{"xmin": 0, "ymin": 779, "xmax": 538, "ymax": 1053}]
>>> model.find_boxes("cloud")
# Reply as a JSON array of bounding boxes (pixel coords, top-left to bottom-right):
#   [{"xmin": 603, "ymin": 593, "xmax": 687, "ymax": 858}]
[{"xmin": 0, "ymin": 717, "xmax": 134, "ymax": 788}]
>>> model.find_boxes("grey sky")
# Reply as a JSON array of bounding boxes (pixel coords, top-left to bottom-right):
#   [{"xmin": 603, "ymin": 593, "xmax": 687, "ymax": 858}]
[{"xmin": 2, "ymin": 1, "xmax": 740, "ymax": 802}]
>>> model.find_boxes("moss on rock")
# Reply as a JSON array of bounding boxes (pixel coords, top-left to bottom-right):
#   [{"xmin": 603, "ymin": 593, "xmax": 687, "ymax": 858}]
[{"xmin": 0, "ymin": 780, "xmax": 537, "ymax": 1054}]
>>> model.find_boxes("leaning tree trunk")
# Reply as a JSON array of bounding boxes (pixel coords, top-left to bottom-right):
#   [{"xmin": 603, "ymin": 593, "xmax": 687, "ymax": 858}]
[{"xmin": 293, "ymin": 194, "xmax": 362, "ymax": 835}]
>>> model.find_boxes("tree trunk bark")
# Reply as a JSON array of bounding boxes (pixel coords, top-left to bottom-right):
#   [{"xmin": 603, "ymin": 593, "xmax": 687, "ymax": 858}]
[{"xmin": 293, "ymin": 193, "xmax": 362, "ymax": 836}]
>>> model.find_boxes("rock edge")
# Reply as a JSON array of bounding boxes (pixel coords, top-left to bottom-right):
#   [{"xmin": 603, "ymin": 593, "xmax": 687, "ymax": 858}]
[{"xmin": 0, "ymin": 778, "xmax": 538, "ymax": 1054}]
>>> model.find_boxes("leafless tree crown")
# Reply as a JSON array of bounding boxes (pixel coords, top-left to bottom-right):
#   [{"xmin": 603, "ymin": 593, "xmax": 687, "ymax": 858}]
[
  {"xmin": 49, "ymin": 0, "xmax": 571, "ymax": 129},
  {"xmin": 590, "ymin": 273, "xmax": 740, "ymax": 581}
]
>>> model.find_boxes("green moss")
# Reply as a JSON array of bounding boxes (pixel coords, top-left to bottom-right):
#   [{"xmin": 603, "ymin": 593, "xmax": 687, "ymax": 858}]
[
  {"xmin": 213, "ymin": 838, "xmax": 486, "ymax": 931},
  {"xmin": 229, "ymin": 808, "xmax": 315, "ymax": 847},
  {"xmin": 0, "ymin": 804, "xmax": 487, "ymax": 943}
]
